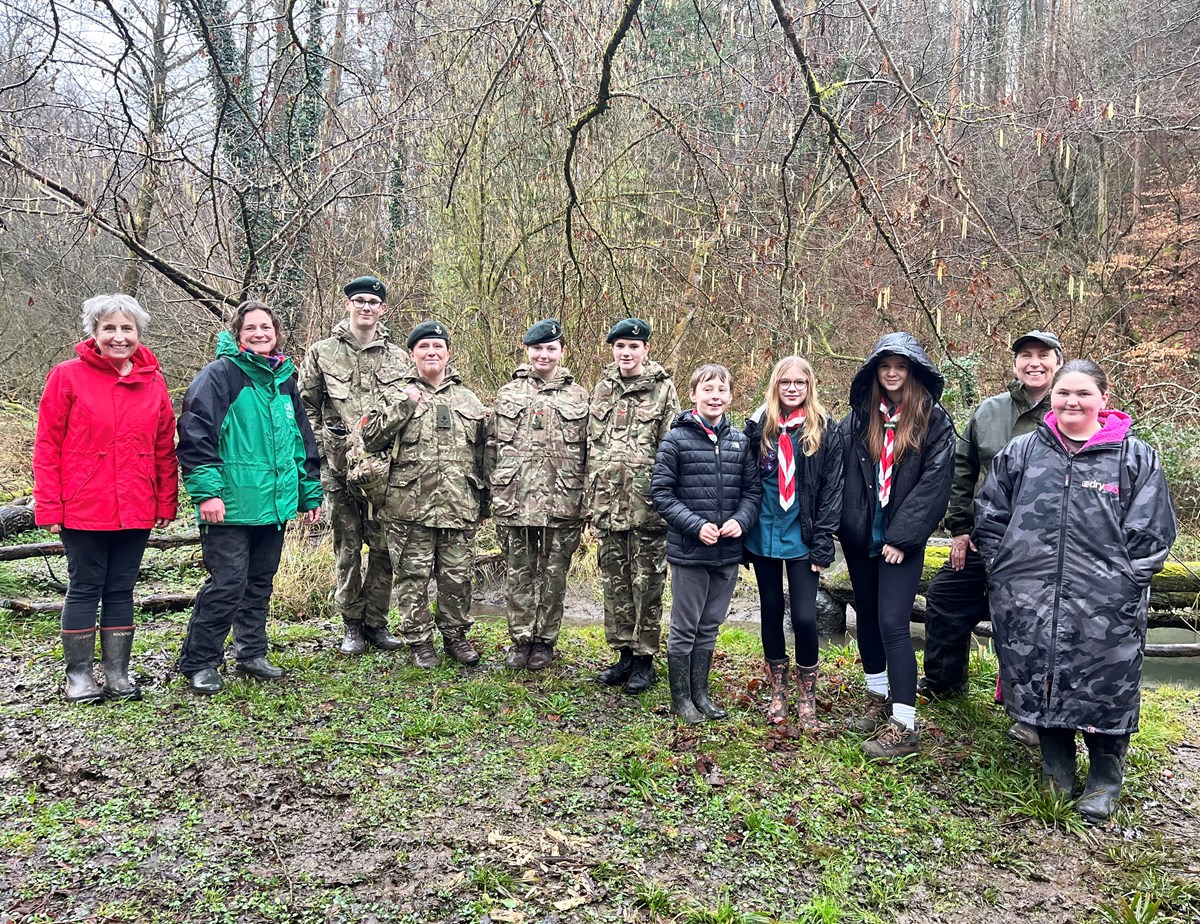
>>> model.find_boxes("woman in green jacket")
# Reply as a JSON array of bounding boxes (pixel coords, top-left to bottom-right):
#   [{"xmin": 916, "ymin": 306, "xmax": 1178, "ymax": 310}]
[{"xmin": 177, "ymin": 301, "xmax": 322, "ymax": 695}]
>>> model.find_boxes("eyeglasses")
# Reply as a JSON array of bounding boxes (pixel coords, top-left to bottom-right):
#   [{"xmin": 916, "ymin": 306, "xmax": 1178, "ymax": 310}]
[
  {"xmin": 779, "ymin": 379, "xmax": 809, "ymax": 391},
  {"xmin": 350, "ymin": 297, "xmax": 383, "ymax": 309}
]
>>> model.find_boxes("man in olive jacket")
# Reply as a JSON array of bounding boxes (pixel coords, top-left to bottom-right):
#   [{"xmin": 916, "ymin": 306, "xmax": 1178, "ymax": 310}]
[
  {"xmin": 360, "ymin": 321, "xmax": 488, "ymax": 668},
  {"xmin": 919, "ymin": 331, "xmax": 1062, "ymax": 726},
  {"xmin": 299, "ymin": 276, "xmax": 408, "ymax": 656},
  {"xmin": 587, "ymin": 318, "xmax": 680, "ymax": 694}
]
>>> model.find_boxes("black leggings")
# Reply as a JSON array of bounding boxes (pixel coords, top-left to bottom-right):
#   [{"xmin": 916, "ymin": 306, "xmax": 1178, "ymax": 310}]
[
  {"xmin": 844, "ymin": 546, "xmax": 924, "ymax": 707},
  {"xmin": 59, "ymin": 528, "xmax": 151, "ymax": 631},
  {"xmin": 753, "ymin": 557, "xmax": 820, "ymax": 665}
]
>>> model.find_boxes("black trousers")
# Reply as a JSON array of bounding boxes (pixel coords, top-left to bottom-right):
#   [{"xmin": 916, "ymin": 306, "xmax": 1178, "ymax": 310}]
[
  {"xmin": 59, "ymin": 528, "xmax": 151, "ymax": 631},
  {"xmin": 178, "ymin": 524, "xmax": 286, "ymax": 675},
  {"xmin": 921, "ymin": 548, "xmax": 990, "ymax": 694},
  {"xmin": 844, "ymin": 546, "xmax": 924, "ymax": 707},
  {"xmin": 752, "ymin": 556, "xmax": 820, "ymax": 665}
]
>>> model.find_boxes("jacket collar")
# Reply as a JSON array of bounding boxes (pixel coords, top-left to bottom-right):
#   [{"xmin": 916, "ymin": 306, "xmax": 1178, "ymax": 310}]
[
  {"xmin": 216, "ymin": 330, "xmax": 295, "ymax": 384},
  {"xmin": 513, "ymin": 364, "xmax": 575, "ymax": 389},
  {"xmin": 1043, "ymin": 408, "xmax": 1131, "ymax": 452},
  {"xmin": 75, "ymin": 339, "xmax": 161, "ymax": 382}
]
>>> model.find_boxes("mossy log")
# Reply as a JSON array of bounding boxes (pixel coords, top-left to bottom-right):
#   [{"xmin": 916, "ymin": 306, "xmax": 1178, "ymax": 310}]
[
  {"xmin": 819, "ymin": 547, "xmax": 1200, "ymax": 633},
  {"xmin": 0, "ymin": 533, "xmax": 202, "ymax": 562}
]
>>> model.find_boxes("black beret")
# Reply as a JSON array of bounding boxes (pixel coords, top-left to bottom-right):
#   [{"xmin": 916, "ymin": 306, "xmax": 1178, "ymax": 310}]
[
  {"xmin": 406, "ymin": 320, "xmax": 451, "ymax": 351},
  {"xmin": 522, "ymin": 318, "xmax": 564, "ymax": 345},
  {"xmin": 344, "ymin": 275, "xmax": 387, "ymax": 300},
  {"xmin": 606, "ymin": 317, "xmax": 651, "ymax": 344}
]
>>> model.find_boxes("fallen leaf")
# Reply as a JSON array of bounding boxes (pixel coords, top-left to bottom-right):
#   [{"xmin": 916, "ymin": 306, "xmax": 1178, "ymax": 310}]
[{"xmin": 553, "ymin": 895, "xmax": 592, "ymax": 911}]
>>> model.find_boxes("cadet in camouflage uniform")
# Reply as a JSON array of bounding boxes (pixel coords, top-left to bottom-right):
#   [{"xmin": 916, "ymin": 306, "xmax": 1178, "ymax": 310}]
[
  {"xmin": 587, "ymin": 318, "xmax": 679, "ymax": 693},
  {"xmin": 974, "ymin": 360, "xmax": 1176, "ymax": 822},
  {"xmin": 360, "ymin": 321, "xmax": 487, "ymax": 669},
  {"xmin": 299, "ymin": 276, "xmax": 406, "ymax": 656},
  {"xmin": 487, "ymin": 319, "xmax": 589, "ymax": 671}
]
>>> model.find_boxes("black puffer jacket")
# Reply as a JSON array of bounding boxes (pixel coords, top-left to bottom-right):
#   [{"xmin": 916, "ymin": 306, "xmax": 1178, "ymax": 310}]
[
  {"xmin": 651, "ymin": 411, "xmax": 762, "ymax": 567},
  {"xmin": 743, "ymin": 410, "xmax": 845, "ymax": 568},
  {"xmin": 837, "ymin": 333, "xmax": 956, "ymax": 554}
]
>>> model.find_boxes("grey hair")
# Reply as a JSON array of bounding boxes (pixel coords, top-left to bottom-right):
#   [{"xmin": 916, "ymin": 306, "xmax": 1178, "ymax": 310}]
[{"xmin": 81, "ymin": 294, "xmax": 151, "ymax": 338}]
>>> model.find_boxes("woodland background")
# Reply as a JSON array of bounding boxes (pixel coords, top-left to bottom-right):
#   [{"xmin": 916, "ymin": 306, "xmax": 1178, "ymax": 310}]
[{"xmin": 0, "ymin": 0, "xmax": 1197, "ymax": 524}]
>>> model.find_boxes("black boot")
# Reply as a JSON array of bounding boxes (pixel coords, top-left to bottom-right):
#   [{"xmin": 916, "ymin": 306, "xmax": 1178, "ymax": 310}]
[
  {"xmin": 689, "ymin": 648, "xmax": 726, "ymax": 720},
  {"xmin": 339, "ymin": 621, "xmax": 366, "ymax": 656},
  {"xmin": 623, "ymin": 654, "xmax": 657, "ymax": 694},
  {"xmin": 100, "ymin": 628, "xmax": 141, "ymax": 701},
  {"xmin": 1036, "ymin": 726, "xmax": 1077, "ymax": 794},
  {"xmin": 62, "ymin": 631, "xmax": 104, "ymax": 704},
  {"xmin": 1076, "ymin": 732, "xmax": 1129, "ymax": 822},
  {"xmin": 597, "ymin": 647, "xmax": 634, "ymax": 686},
  {"xmin": 235, "ymin": 656, "xmax": 287, "ymax": 681},
  {"xmin": 363, "ymin": 624, "xmax": 404, "ymax": 651},
  {"xmin": 667, "ymin": 653, "xmax": 705, "ymax": 724}
]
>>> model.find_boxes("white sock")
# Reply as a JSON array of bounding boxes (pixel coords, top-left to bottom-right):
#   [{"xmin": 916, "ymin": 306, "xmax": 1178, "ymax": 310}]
[
  {"xmin": 892, "ymin": 702, "xmax": 917, "ymax": 730},
  {"xmin": 865, "ymin": 671, "xmax": 889, "ymax": 697}
]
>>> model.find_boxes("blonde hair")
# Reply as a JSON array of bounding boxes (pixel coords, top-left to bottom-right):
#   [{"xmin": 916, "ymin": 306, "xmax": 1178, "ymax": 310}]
[
  {"xmin": 761, "ymin": 355, "xmax": 828, "ymax": 456},
  {"xmin": 865, "ymin": 357, "xmax": 931, "ymax": 462}
]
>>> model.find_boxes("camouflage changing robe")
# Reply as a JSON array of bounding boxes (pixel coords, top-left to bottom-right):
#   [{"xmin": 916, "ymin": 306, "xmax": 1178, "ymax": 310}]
[{"xmin": 973, "ymin": 410, "xmax": 1177, "ymax": 734}]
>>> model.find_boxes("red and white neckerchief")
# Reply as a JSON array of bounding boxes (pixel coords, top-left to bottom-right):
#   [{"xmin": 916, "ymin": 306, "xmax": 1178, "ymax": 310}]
[
  {"xmin": 777, "ymin": 408, "xmax": 806, "ymax": 511},
  {"xmin": 877, "ymin": 401, "xmax": 902, "ymax": 507},
  {"xmin": 692, "ymin": 410, "xmax": 718, "ymax": 443}
]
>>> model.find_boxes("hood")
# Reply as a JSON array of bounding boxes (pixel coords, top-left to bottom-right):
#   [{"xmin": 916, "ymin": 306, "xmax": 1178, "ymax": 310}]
[
  {"xmin": 512, "ymin": 363, "xmax": 576, "ymax": 389},
  {"xmin": 849, "ymin": 332, "xmax": 945, "ymax": 409},
  {"xmin": 216, "ymin": 329, "xmax": 295, "ymax": 384},
  {"xmin": 75, "ymin": 338, "xmax": 162, "ymax": 382},
  {"xmin": 1043, "ymin": 408, "xmax": 1131, "ymax": 452},
  {"xmin": 601, "ymin": 359, "xmax": 670, "ymax": 391}
]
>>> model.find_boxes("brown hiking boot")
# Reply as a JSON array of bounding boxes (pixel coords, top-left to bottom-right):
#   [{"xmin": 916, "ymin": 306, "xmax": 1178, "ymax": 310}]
[
  {"xmin": 526, "ymin": 641, "xmax": 554, "ymax": 672},
  {"xmin": 339, "ymin": 621, "xmax": 366, "ymax": 656},
  {"xmin": 505, "ymin": 642, "xmax": 532, "ymax": 670},
  {"xmin": 861, "ymin": 717, "xmax": 920, "ymax": 760},
  {"xmin": 363, "ymin": 624, "xmax": 404, "ymax": 651},
  {"xmin": 795, "ymin": 664, "xmax": 820, "ymax": 731},
  {"xmin": 850, "ymin": 690, "xmax": 892, "ymax": 734},
  {"xmin": 409, "ymin": 640, "xmax": 440, "ymax": 669},
  {"xmin": 765, "ymin": 659, "xmax": 790, "ymax": 724},
  {"xmin": 442, "ymin": 631, "xmax": 481, "ymax": 667}
]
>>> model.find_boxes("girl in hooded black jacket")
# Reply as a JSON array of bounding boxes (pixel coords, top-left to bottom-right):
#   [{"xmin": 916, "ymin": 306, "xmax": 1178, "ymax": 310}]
[{"xmin": 837, "ymin": 333, "xmax": 955, "ymax": 759}]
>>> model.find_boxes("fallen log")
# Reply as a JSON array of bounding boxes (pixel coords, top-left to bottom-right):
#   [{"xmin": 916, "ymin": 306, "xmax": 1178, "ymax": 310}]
[
  {"xmin": 0, "ymin": 533, "xmax": 202, "ymax": 562},
  {"xmin": 0, "ymin": 499, "xmax": 35, "ymax": 540}
]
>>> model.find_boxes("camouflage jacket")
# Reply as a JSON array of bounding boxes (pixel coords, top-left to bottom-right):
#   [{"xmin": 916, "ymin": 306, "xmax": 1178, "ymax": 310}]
[
  {"xmin": 943, "ymin": 379, "xmax": 1051, "ymax": 535},
  {"xmin": 974, "ymin": 410, "xmax": 1177, "ymax": 734},
  {"xmin": 360, "ymin": 367, "xmax": 487, "ymax": 528},
  {"xmin": 298, "ymin": 320, "xmax": 410, "ymax": 485},
  {"xmin": 586, "ymin": 361, "xmax": 679, "ymax": 531},
  {"xmin": 487, "ymin": 365, "xmax": 589, "ymax": 526}
]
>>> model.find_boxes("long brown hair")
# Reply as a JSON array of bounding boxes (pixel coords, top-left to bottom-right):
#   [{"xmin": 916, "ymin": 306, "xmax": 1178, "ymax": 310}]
[
  {"xmin": 865, "ymin": 357, "xmax": 931, "ymax": 462},
  {"xmin": 761, "ymin": 356, "xmax": 828, "ymax": 456}
]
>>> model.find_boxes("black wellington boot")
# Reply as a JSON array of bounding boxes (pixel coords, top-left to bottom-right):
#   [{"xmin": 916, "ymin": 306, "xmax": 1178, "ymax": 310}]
[
  {"xmin": 689, "ymin": 648, "xmax": 726, "ymax": 720},
  {"xmin": 62, "ymin": 631, "xmax": 104, "ymax": 704},
  {"xmin": 1036, "ymin": 726, "xmax": 1077, "ymax": 794},
  {"xmin": 667, "ymin": 653, "xmax": 705, "ymax": 724},
  {"xmin": 597, "ymin": 647, "xmax": 633, "ymax": 686},
  {"xmin": 1076, "ymin": 732, "xmax": 1130, "ymax": 822},
  {"xmin": 100, "ymin": 628, "xmax": 142, "ymax": 701}
]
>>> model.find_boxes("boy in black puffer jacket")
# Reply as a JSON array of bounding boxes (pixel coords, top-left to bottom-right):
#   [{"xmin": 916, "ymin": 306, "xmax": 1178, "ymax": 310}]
[{"xmin": 651, "ymin": 364, "xmax": 762, "ymax": 723}]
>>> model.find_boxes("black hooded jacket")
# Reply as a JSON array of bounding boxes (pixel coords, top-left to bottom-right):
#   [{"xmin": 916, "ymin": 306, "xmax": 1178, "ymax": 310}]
[
  {"xmin": 651, "ymin": 411, "xmax": 762, "ymax": 567},
  {"xmin": 836, "ymin": 333, "xmax": 956, "ymax": 554}
]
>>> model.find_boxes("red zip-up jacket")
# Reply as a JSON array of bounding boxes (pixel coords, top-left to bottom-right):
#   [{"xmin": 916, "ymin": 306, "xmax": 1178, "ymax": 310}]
[{"xmin": 33, "ymin": 340, "xmax": 179, "ymax": 530}]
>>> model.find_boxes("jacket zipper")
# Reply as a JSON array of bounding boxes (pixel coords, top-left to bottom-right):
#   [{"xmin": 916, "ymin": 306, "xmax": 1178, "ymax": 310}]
[
  {"xmin": 715, "ymin": 437, "xmax": 724, "ymax": 525},
  {"xmin": 1046, "ymin": 454, "xmax": 1074, "ymax": 710}
]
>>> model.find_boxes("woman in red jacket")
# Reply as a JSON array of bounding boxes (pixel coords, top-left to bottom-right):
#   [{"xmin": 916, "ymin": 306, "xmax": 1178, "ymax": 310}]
[{"xmin": 33, "ymin": 294, "xmax": 178, "ymax": 703}]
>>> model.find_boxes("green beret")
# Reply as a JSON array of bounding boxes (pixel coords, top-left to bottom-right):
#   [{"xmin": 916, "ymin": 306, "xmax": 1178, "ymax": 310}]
[
  {"xmin": 344, "ymin": 275, "xmax": 387, "ymax": 301},
  {"xmin": 522, "ymin": 318, "xmax": 564, "ymax": 345},
  {"xmin": 406, "ymin": 320, "xmax": 450, "ymax": 351},
  {"xmin": 606, "ymin": 317, "xmax": 651, "ymax": 344}
]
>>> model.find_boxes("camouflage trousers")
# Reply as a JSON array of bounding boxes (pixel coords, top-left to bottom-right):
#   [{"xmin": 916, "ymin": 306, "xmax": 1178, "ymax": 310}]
[
  {"xmin": 385, "ymin": 522, "xmax": 475, "ymax": 644},
  {"xmin": 327, "ymin": 482, "xmax": 393, "ymax": 628},
  {"xmin": 597, "ymin": 527, "xmax": 667, "ymax": 656},
  {"xmin": 497, "ymin": 524, "xmax": 583, "ymax": 646}
]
